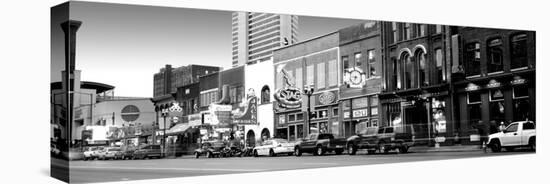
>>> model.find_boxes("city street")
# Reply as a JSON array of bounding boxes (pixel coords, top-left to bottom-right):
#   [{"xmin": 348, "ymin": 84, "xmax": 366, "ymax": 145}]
[{"xmin": 63, "ymin": 150, "xmax": 532, "ymax": 183}]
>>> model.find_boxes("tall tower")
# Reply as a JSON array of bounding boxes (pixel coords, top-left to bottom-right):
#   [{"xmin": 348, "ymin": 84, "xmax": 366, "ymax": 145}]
[{"xmin": 231, "ymin": 12, "xmax": 298, "ymax": 67}]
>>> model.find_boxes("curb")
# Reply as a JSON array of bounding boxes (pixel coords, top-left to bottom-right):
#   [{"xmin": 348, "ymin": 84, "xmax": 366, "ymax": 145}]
[{"xmin": 409, "ymin": 146, "xmax": 482, "ymax": 153}]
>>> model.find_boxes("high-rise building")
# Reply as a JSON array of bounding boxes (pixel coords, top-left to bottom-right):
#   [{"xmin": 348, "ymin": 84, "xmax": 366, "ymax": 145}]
[{"xmin": 231, "ymin": 12, "xmax": 298, "ymax": 67}]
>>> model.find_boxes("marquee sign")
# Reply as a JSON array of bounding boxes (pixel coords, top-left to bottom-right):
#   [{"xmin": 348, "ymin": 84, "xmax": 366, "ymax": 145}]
[
  {"xmin": 274, "ymin": 67, "xmax": 302, "ymax": 109},
  {"xmin": 233, "ymin": 90, "xmax": 259, "ymax": 125},
  {"xmin": 343, "ymin": 67, "xmax": 366, "ymax": 88}
]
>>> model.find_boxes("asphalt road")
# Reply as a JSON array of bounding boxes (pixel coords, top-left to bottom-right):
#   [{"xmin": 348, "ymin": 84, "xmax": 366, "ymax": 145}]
[{"xmin": 64, "ymin": 150, "xmax": 532, "ymax": 183}]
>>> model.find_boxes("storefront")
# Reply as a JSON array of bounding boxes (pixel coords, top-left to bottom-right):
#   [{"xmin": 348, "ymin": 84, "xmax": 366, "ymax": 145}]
[
  {"xmin": 454, "ymin": 74, "xmax": 535, "ymax": 145},
  {"xmin": 340, "ymin": 95, "xmax": 379, "ymax": 138}
]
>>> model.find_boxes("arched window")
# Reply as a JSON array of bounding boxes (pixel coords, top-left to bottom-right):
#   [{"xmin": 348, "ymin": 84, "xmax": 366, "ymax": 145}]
[
  {"xmin": 510, "ymin": 33, "xmax": 528, "ymax": 69},
  {"xmin": 402, "ymin": 53, "xmax": 416, "ymax": 89},
  {"xmin": 416, "ymin": 50, "xmax": 428, "ymax": 86},
  {"xmin": 487, "ymin": 38, "xmax": 503, "ymax": 73},
  {"xmin": 261, "ymin": 85, "xmax": 270, "ymax": 104}
]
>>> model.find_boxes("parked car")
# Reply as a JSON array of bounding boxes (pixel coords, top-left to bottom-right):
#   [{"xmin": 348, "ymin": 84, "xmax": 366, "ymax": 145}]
[
  {"xmin": 487, "ymin": 121, "xmax": 536, "ymax": 152},
  {"xmin": 375, "ymin": 125, "xmax": 415, "ymax": 154},
  {"xmin": 121, "ymin": 146, "xmax": 137, "ymax": 160},
  {"xmin": 133, "ymin": 144, "xmax": 162, "ymax": 159},
  {"xmin": 346, "ymin": 127, "xmax": 380, "ymax": 155},
  {"xmin": 83, "ymin": 147, "xmax": 98, "ymax": 160},
  {"xmin": 97, "ymin": 147, "xmax": 123, "ymax": 160},
  {"xmin": 253, "ymin": 138, "xmax": 295, "ymax": 157},
  {"xmin": 294, "ymin": 133, "xmax": 346, "ymax": 156},
  {"xmin": 194, "ymin": 141, "xmax": 226, "ymax": 158}
]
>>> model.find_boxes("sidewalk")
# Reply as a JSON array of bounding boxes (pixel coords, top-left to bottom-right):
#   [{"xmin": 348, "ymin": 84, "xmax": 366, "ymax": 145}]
[{"xmin": 408, "ymin": 144, "xmax": 483, "ymax": 153}]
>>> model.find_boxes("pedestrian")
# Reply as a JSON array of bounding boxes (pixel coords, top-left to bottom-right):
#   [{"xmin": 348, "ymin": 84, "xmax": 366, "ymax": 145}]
[
  {"xmin": 477, "ymin": 120, "xmax": 487, "ymax": 149},
  {"xmin": 499, "ymin": 121, "xmax": 506, "ymax": 132}
]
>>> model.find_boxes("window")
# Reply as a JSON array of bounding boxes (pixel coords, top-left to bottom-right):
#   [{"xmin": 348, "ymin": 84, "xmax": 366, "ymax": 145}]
[
  {"xmin": 355, "ymin": 52, "xmax": 362, "ymax": 69},
  {"xmin": 403, "ymin": 23, "xmax": 411, "ymax": 40},
  {"xmin": 505, "ymin": 124, "xmax": 518, "ymax": 133},
  {"xmin": 468, "ymin": 92, "xmax": 482, "ymax": 104},
  {"xmin": 332, "ymin": 108, "xmax": 339, "ymax": 117},
  {"xmin": 465, "ymin": 42, "xmax": 481, "ymax": 76},
  {"xmin": 342, "ymin": 56, "xmax": 350, "ymax": 71},
  {"xmin": 294, "ymin": 67, "xmax": 304, "ymax": 89},
  {"xmin": 328, "ymin": 60, "xmax": 338, "ymax": 87},
  {"xmin": 391, "ymin": 22, "xmax": 398, "ymax": 43},
  {"xmin": 370, "ymin": 96, "xmax": 378, "ymax": 116},
  {"xmin": 489, "ymin": 89, "xmax": 505, "ymax": 127},
  {"xmin": 435, "ymin": 48, "xmax": 445, "ymax": 83},
  {"xmin": 511, "ymin": 33, "xmax": 528, "ymax": 69},
  {"xmin": 288, "ymin": 114, "xmax": 296, "ymax": 122},
  {"xmin": 414, "ymin": 24, "xmax": 426, "ymax": 37},
  {"xmin": 296, "ymin": 113, "xmax": 304, "ymax": 121},
  {"xmin": 487, "ymin": 38, "xmax": 504, "ymax": 73},
  {"xmin": 435, "ymin": 25, "xmax": 442, "ymax": 34},
  {"xmin": 307, "ymin": 65, "xmax": 315, "ymax": 87},
  {"xmin": 403, "ymin": 53, "xmax": 416, "ymax": 89},
  {"xmin": 317, "ymin": 62, "xmax": 326, "ymax": 89},
  {"xmin": 523, "ymin": 122, "xmax": 535, "ymax": 130},
  {"xmin": 417, "ymin": 50, "xmax": 428, "ymax": 86},
  {"xmin": 513, "ymin": 86, "xmax": 530, "ymax": 121},
  {"xmin": 367, "ymin": 50, "xmax": 377, "ymax": 77},
  {"xmin": 392, "ymin": 57, "xmax": 401, "ymax": 90},
  {"xmin": 261, "ymin": 85, "xmax": 270, "ymax": 104}
]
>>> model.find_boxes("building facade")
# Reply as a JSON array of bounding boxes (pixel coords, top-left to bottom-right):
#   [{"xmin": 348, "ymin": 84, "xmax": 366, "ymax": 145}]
[
  {"xmin": 273, "ymin": 32, "xmax": 340, "ymax": 141},
  {"xmin": 153, "ymin": 64, "xmax": 221, "ymax": 98},
  {"xmin": 231, "ymin": 12, "xmax": 299, "ymax": 67},
  {"xmin": 451, "ymin": 27, "xmax": 535, "ymax": 144},
  {"xmin": 379, "ymin": 22, "xmax": 454, "ymax": 145},
  {"xmin": 338, "ymin": 21, "xmax": 383, "ymax": 138}
]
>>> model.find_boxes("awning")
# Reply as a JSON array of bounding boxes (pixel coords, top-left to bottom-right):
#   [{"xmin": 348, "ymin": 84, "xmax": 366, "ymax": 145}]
[{"xmin": 166, "ymin": 123, "xmax": 191, "ymax": 136}]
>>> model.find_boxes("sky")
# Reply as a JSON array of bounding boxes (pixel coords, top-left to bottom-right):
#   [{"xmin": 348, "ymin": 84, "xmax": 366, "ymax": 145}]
[{"xmin": 51, "ymin": 1, "xmax": 366, "ymax": 97}]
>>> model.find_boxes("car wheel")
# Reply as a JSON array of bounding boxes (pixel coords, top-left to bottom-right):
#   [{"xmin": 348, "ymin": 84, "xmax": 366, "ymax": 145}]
[
  {"xmin": 348, "ymin": 145, "xmax": 356, "ymax": 155},
  {"xmin": 269, "ymin": 149, "xmax": 275, "ymax": 157},
  {"xmin": 294, "ymin": 147, "xmax": 302, "ymax": 157},
  {"xmin": 399, "ymin": 145, "xmax": 409, "ymax": 153},
  {"xmin": 253, "ymin": 150, "xmax": 258, "ymax": 157},
  {"xmin": 529, "ymin": 138, "xmax": 536, "ymax": 151},
  {"xmin": 316, "ymin": 146, "xmax": 325, "ymax": 156},
  {"xmin": 491, "ymin": 140, "xmax": 502, "ymax": 153}
]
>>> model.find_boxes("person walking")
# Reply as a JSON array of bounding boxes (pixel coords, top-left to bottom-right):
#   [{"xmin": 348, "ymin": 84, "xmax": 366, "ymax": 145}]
[{"xmin": 477, "ymin": 120, "xmax": 488, "ymax": 152}]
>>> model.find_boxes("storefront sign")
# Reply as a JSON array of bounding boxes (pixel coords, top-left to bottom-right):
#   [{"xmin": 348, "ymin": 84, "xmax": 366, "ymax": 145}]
[
  {"xmin": 343, "ymin": 111, "xmax": 350, "ymax": 119},
  {"xmin": 209, "ymin": 104, "xmax": 232, "ymax": 125},
  {"xmin": 352, "ymin": 109, "xmax": 368, "ymax": 118},
  {"xmin": 318, "ymin": 91, "xmax": 336, "ymax": 105},
  {"xmin": 343, "ymin": 67, "xmax": 366, "ymax": 88},
  {"xmin": 274, "ymin": 87, "xmax": 302, "ymax": 109},
  {"xmin": 486, "ymin": 79, "xmax": 501, "ymax": 88},
  {"xmin": 465, "ymin": 83, "xmax": 480, "ymax": 91},
  {"xmin": 233, "ymin": 91, "xmax": 258, "ymax": 125},
  {"xmin": 188, "ymin": 114, "xmax": 202, "ymax": 126}
]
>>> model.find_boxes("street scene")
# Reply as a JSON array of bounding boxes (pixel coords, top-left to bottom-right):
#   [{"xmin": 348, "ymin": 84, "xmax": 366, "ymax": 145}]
[{"xmin": 50, "ymin": 1, "xmax": 536, "ymax": 183}]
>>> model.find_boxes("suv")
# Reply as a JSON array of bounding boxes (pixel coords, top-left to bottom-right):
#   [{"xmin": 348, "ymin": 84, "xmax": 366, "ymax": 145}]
[
  {"xmin": 487, "ymin": 121, "xmax": 536, "ymax": 152},
  {"xmin": 347, "ymin": 125, "xmax": 415, "ymax": 155},
  {"xmin": 294, "ymin": 133, "xmax": 346, "ymax": 156},
  {"xmin": 133, "ymin": 144, "xmax": 162, "ymax": 159}
]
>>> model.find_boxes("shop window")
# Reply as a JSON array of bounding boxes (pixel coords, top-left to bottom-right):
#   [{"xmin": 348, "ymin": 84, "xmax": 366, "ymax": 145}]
[
  {"xmin": 513, "ymin": 86, "xmax": 530, "ymax": 121},
  {"xmin": 388, "ymin": 102, "xmax": 402, "ymax": 126},
  {"xmin": 465, "ymin": 42, "xmax": 481, "ymax": 76},
  {"xmin": 332, "ymin": 108, "xmax": 339, "ymax": 117},
  {"xmin": 368, "ymin": 50, "xmax": 377, "ymax": 77},
  {"xmin": 288, "ymin": 114, "xmax": 296, "ymax": 122},
  {"xmin": 296, "ymin": 113, "xmax": 304, "ymax": 121},
  {"xmin": 489, "ymin": 89, "xmax": 505, "ymax": 126},
  {"xmin": 416, "ymin": 50, "xmax": 428, "ymax": 86},
  {"xmin": 309, "ymin": 122, "xmax": 318, "ymax": 134},
  {"xmin": 261, "ymin": 85, "xmax": 270, "ymax": 104},
  {"xmin": 319, "ymin": 122, "xmax": 328, "ymax": 133},
  {"xmin": 432, "ymin": 98, "xmax": 446, "ymax": 134},
  {"xmin": 435, "ymin": 48, "xmax": 445, "ymax": 83},
  {"xmin": 487, "ymin": 38, "xmax": 504, "ymax": 73},
  {"xmin": 467, "ymin": 92, "xmax": 482, "ymax": 104},
  {"xmin": 297, "ymin": 124, "xmax": 304, "ymax": 139},
  {"xmin": 370, "ymin": 96, "xmax": 378, "ymax": 116},
  {"xmin": 510, "ymin": 33, "xmax": 528, "ymax": 70},
  {"xmin": 289, "ymin": 125, "xmax": 296, "ymax": 141}
]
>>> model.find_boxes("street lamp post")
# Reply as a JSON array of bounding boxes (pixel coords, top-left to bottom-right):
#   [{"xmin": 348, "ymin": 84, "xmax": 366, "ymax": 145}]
[{"xmin": 303, "ymin": 86, "xmax": 315, "ymax": 136}]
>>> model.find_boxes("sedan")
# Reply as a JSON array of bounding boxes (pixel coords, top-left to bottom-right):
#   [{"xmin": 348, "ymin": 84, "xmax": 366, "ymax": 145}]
[{"xmin": 253, "ymin": 139, "xmax": 295, "ymax": 157}]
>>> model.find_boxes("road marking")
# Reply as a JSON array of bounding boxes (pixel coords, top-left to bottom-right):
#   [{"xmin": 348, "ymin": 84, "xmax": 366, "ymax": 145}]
[{"xmin": 70, "ymin": 166, "xmax": 266, "ymax": 172}]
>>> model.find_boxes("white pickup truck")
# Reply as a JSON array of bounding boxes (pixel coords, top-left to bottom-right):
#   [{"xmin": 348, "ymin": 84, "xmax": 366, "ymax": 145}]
[{"xmin": 487, "ymin": 121, "xmax": 536, "ymax": 152}]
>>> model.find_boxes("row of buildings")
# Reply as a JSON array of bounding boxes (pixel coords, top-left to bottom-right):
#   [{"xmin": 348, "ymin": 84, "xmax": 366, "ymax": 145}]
[{"xmin": 152, "ymin": 19, "xmax": 535, "ymax": 152}]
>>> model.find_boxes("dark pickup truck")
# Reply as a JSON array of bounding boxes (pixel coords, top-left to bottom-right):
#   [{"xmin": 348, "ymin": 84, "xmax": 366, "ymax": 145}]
[
  {"xmin": 294, "ymin": 133, "xmax": 346, "ymax": 156},
  {"xmin": 346, "ymin": 125, "xmax": 415, "ymax": 155}
]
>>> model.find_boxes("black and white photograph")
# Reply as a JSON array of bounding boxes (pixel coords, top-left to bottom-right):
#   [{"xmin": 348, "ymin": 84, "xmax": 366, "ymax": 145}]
[
  {"xmin": 2, "ymin": 0, "xmax": 546, "ymax": 184},
  {"xmin": 47, "ymin": 1, "xmax": 540, "ymax": 183}
]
